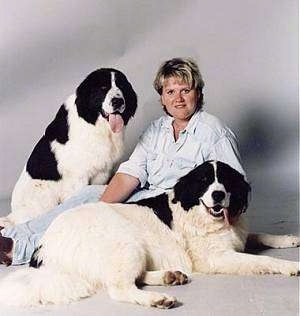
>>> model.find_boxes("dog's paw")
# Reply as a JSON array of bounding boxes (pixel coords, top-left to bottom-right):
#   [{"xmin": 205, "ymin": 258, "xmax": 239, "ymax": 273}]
[
  {"xmin": 288, "ymin": 263, "xmax": 300, "ymax": 277},
  {"xmin": 281, "ymin": 261, "xmax": 300, "ymax": 276},
  {"xmin": 163, "ymin": 271, "xmax": 189, "ymax": 285},
  {"xmin": 150, "ymin": 293, "xmax": 177, "ymax": 309},
  {"xmin": 290, "ymin": 270, "xmax": 300, "ymax": 277},
  {"xmin": 276, "ymin": 235, "xmax": 300, "ymax": 248}
]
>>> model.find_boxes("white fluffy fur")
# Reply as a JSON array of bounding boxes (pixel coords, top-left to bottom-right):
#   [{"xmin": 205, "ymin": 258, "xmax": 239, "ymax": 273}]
[
  {"xmin": 0, "ymin": 191, "xmax": 298, "ymax": 308},
  {"xmin": 1, "ymin": 94, "xmax": 124, "ymax": 226}
]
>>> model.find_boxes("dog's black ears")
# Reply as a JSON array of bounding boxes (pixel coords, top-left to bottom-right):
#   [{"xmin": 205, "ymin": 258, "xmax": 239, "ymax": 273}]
[
  {"xmin": 172, "ymin": 162, "xmax": 214, "ymax": 211},
  {"xmin": 76, "ymin": 72, "xmax": 93, "ymax": 100},
  {"xmin": 119, "ymin": 79, "xmax": 138, "ymax": 125},
  {"xmin": 228, "ymin": 176, "xmax": 251, "ymax": 216},
  {"xmin": 76, "ymin": 69, "xmax": 104, "ymax": 101},
  {"xmin": 172, "ymin": 177, "xmax": 201, "ymax": 211},
  {"xmin": 75, "ymin": 70, "xmax": 102, "ymax": 125},
  {"xmin": 215, "ymin": 161, "xmax": 251, "ymax": 216}
]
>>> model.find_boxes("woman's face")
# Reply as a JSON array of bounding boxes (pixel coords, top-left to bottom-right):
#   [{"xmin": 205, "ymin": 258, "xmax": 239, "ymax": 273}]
[{"xmin": 161, "ymin": 76, "xmax": 198, "ymax": 122}]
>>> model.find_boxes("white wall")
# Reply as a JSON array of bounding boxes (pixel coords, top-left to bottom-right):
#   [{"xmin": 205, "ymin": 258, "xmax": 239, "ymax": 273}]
[{"xmin": 0, "ymin": 0, "xmax": 298, "ymax": 199}]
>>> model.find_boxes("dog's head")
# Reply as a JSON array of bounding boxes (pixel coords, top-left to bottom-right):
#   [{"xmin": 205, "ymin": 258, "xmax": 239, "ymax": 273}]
[
  {"xmin": 75, "ymin": 68, "xmax": 137, "ymax": 131},
  {"xmin": 172, "ymin": 161, "xmax": 251, "ymax": 224}
]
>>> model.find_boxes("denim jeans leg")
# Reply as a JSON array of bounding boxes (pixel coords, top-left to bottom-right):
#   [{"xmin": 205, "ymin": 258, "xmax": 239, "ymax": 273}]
[{"xmin": 2, "ymin": 185, "xmax": 106, "ymax": 265}]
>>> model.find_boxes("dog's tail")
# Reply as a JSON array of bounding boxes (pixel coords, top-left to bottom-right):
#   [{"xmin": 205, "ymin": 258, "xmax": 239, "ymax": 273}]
[{"xmin": 0, "ymin": 266, "xmax": 96, "ymax": 306}]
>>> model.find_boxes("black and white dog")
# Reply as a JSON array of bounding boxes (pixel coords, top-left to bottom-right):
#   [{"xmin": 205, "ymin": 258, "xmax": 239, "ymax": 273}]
[
  {"xmin": 0, "ymin": 68, "xmax": 137, "ymax": 226},
  {"xmin": 0, "ymin": 161, "xmax": 298, "ymax": 308}
]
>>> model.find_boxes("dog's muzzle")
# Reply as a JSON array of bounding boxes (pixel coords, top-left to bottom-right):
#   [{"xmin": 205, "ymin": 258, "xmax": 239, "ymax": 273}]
[
  {"xmin": 111, "ymin": 97, "xmax": 125, "ymax": 109},
  {"xmin": 200, "ymin": 200, "xmax": 226, "ymax": 218}
]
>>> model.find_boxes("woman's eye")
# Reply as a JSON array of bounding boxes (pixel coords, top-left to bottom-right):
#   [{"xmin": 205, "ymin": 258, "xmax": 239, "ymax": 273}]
[
  {"xmin": 183, "ymin": 89, "xmax": 190, "ymax": 94},
  {"xmin": 167, "ymin": 90, "xmax": 174, "ymax": 95}
]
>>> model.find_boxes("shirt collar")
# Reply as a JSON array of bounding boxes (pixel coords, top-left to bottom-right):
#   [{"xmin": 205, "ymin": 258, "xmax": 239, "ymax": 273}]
[{"xmin": 161, "ymin": 109, "xmax": 202, "ymax": 135}]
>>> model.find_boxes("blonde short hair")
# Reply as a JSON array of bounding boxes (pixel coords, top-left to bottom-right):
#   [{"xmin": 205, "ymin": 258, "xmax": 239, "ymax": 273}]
[{"xmin": 153, "ymin": 57, "xmax": 205, "ymax": 108}]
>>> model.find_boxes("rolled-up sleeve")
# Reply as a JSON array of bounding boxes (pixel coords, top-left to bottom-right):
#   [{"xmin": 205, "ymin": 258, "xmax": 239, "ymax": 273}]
[
  {"xmin": 207, "ymin": 130, "xmax": 246, "ymax": 176},
  {"xmin": 117, "ymin": 125, "xmax": 153, "ymax": 187}
]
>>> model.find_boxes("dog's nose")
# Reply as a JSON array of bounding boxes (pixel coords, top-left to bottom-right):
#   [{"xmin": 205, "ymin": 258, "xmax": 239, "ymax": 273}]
[
  {"xmin": 212, "ymin": 191, "xmax": 225, "ymax": 203},
  {"xmin": 112, "ymin": 97, "xmax": 124, "ymax": 109}
]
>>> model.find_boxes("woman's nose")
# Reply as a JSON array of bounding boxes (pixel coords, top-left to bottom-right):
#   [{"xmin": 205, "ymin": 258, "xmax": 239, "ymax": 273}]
[{"xmin": 175, "ymin": 91, "xmax": 184, "ymax": 101}]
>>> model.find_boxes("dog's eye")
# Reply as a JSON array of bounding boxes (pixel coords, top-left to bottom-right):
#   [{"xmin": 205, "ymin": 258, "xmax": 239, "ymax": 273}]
[
  {"xmin": 201, "ymin": 177, "xmax": 208, "ymax": 182},
  {"xmin": 101, "ymin": 86, "xmax": 108, "ymax": 90}
]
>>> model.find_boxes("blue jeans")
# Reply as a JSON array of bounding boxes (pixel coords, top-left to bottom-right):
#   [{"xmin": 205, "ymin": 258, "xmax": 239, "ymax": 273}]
[{"xmin": 2, "ymin": 185, "xmax": 106, "ymax": 265}]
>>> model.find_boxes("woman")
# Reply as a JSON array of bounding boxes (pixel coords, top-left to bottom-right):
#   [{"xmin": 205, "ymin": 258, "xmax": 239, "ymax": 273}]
[{"xmin": 0, "ymin": 57, "xmax": 245, "ymax": 265}]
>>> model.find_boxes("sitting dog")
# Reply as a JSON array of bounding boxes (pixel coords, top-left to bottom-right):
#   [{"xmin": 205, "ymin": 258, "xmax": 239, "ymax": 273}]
[
  {"xmin": 0, "ymin": 161, "xmax": 298, "ymax": 308},
  {"xmin": 0, "ymin": 68, "xmax": 137, "ymax": 226}
]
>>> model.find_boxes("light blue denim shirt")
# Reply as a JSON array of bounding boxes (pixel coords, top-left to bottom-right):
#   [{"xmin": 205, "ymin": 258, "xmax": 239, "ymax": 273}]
[{"xmin": 118, "ymin": 110, "xmax": 245, "ymax": 202}]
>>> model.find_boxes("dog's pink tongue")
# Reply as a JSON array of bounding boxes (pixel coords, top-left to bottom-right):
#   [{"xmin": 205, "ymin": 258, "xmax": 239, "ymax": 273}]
[
  {"xmin": 223, "ymin": 208, "xmax": 231, "ymax": 226},
  {"xmin": 108, "ymin": 114, "xmax": 124, "ymax": 133}
]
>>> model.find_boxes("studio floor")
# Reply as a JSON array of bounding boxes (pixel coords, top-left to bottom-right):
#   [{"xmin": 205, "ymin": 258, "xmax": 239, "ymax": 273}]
[{"xmin": 0, "ymin": 180, "xmax": 299, "ymax": 316}]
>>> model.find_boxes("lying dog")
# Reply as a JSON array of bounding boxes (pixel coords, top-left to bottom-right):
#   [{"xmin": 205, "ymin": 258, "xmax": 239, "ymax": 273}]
[
  {"xmin": 0, "ymin": 161, "xmax": 298, "ymax": 308},
  {"xmin": 0, "ymin": 68, "xmax": 137, "ymax": 226}
]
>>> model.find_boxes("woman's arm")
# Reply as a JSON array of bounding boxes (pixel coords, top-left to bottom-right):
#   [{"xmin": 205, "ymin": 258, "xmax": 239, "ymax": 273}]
[
  {"xmin": 100, "ymin": 172, "xmax": 140, "ymax": 203},
  {"xmin": 100, "ymin": 121, "xmax": 159, "ymax": 203}
]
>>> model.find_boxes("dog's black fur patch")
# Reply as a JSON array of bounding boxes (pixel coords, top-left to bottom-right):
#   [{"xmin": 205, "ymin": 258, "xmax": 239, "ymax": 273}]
[
  {"xmin": 76, "ymin": 70, "xmax": 112, "ymax": 125},
  {"xmin": 172, "ymin": 161, "xmax": 215, "ymax": 211},
  {"xmin": 29, "ymin": 245, "xmax": 43, "ymax": 268},
  {"xmin": 113, "ymin": 69, "xmax": 137, "ymax": 125},
  {"xmin": 129, "ymin": 193, "xmax": 173, "ymax": 227},
  {"xmin": 26, "ymin": 104, "xmax": 69, "ymax": 180},
  {"xmin": 26, "ymin": 138, "xmax": 62, "ymax": 181},
  {"xmin": 216, "ymin": 161, "xmax": 251, "ymax": 216},
  {"xmin": 44, "ymin": 104, "xmax": 69, "ymax": 144}
]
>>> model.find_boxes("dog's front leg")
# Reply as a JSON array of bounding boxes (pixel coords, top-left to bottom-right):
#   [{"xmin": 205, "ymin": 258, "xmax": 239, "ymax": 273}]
[
  {"xmin": 107, "ymin": 270, "xmax": 189, "ymax": 309},
  {"xmin": 139, "ymin": 270, "xmax": 189, "ymax": 286},
  {"xmin": 207, "ymin": 251, "xmax": 299, "ymax": 276},
  {"xmin": 247, "ymin": 233, "xmax": 300, "ymax": 249}
]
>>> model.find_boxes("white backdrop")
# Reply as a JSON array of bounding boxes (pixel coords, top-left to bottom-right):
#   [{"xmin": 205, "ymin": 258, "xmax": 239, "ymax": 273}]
[{"xmin": 0, "ymin": 0, "xmax": 298, "ymax": 203}]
